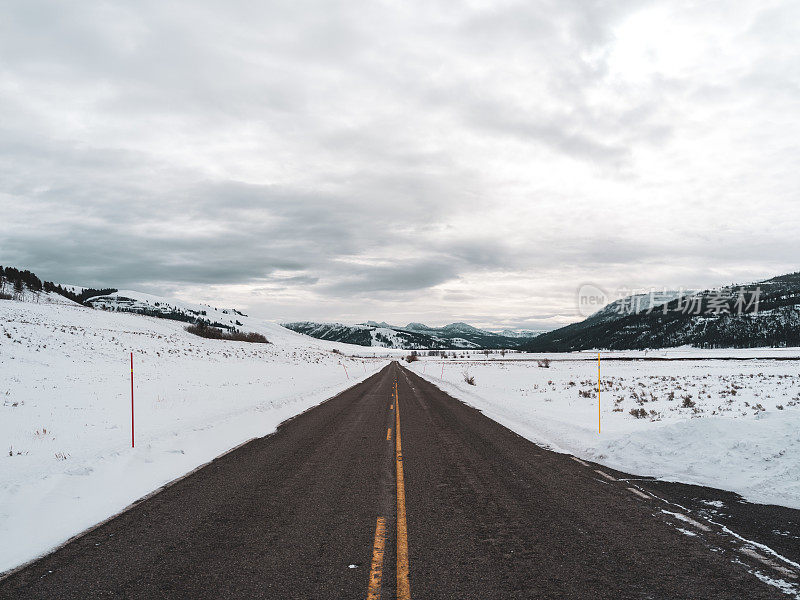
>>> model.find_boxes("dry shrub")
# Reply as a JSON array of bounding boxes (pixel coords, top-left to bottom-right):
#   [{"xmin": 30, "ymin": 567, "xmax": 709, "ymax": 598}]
[
  {"xmin": 462, "ymin": 370, "xmax": 476, "ymax": 385},
  {"xmin": 186, "ymin": 323, "xmax": 268, "ymax": 344}
]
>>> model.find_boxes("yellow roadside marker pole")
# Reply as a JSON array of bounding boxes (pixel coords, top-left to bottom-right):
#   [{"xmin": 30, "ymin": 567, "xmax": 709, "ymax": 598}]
[{"xmin": 598, "ymin": 352, "xmax": 601, "ymax": 434}]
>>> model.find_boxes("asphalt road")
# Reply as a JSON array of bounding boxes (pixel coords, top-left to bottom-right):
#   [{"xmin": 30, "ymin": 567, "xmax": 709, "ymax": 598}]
[{"xmin": 1, "ymin": 361, "xmax": 797, "ymax": 599}]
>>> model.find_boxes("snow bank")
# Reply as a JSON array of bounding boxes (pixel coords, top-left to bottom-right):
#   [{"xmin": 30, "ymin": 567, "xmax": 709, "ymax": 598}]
[
  {"xmin": 407, "ymin": 356, "xmax": 800, "ymax": 509},
  {"xmin": 0, "ymin": 299, "xmax": 388, "ymax": 573}
]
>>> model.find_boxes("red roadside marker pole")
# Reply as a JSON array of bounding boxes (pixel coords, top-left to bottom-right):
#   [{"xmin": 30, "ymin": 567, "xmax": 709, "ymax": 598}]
[{"xmin": 130, "ymin": 352, "xmax": 135, "ymax": 448}]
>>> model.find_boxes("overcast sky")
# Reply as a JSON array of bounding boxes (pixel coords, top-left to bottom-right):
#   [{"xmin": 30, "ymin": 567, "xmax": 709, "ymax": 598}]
[{"xmin": 1, "ymin": 1, "xmax": 799, "ymax": 330}]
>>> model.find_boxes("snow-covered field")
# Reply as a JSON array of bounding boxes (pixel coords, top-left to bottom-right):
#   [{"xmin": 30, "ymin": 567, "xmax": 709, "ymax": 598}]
[
  {"xmin": 4, "ymin": 291, "xmax": 800, "ymax": 576},
  {"xmin": 407, "ymin": 355, "xmax": 800, "ymax": 509},
  {"xmin": 0, "ymin": 298, "xmax": 388, "ymax": 573},
  {"xmin": 443, "ymin": 347, "xmax": 800, "ymax": 360}
]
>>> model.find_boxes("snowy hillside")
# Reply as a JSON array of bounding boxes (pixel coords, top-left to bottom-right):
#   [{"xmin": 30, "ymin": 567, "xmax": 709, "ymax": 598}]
[
  {"xmin": 588, "ymin": 289, "xmax": 693, "ymax": 323},
  {"xmin": 0, "ymin": 297, "xmax": 389, "ymax": 573},
  {"xmin": 84, "ymin": 290, "xmax": 261, "ymax": 332},
  {"xmin": 3, "ymin": 289, "xmax": 81, "ymax": 306},
  {"xmin": 526, "ymin": 270, "xmax": 800, "ymax": 351}
]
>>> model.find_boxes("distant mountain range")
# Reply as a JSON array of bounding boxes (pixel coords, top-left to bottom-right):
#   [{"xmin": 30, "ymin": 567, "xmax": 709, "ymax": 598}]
[
  {"xmin": 523, "ymin": 271, "xmax": 800, "ymax": 351},
  {"xmin": 6, "ymin": 264, "xmax": 799, "ymax": 352},
  {"xmin": 493, "ymin": 328, "xmax": 548, "ymax": 338},
  {"xmin": 281, "ymin": 321, "xmax": 540, "ymax": 350}
]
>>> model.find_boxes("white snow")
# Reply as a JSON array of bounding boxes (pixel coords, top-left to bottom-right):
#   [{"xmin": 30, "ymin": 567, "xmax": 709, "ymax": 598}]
[
  {"xmin": 4, "ymin": 289, "xmax": 81, "ymax": 306},
  {"xmin": 5, "ymin": 291, "xmax": 800, "ymax": 577},
  {"xmin": 0, "ymin": 298, "xmax": 388, "ymax": 573},
  {"xmin": 407, "ymin": 353, "xmax": 800, "ymax": 509}
]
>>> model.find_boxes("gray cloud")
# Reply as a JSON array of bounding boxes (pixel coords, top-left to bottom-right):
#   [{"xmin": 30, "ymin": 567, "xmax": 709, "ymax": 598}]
[
  {"xmin": 1, "ymin": 0, "xmax": 798, "ymax": 327},
  {"xmin": 322, "ymin": 260, "xmax": 461, "ymax": 294}
]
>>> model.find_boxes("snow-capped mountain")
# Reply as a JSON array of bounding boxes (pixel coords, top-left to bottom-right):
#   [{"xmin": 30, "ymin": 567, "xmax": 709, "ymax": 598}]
[
  {"xmin": 282, "ymin": 321, "xmax": 528, "ymax": 349},
  {"xmin": 397, "ymin": 322, "xmax": 535, "ymax": 347},
  {"xmin": 492, "ymin": 328, "xmax": 545, "ymax": 338}
]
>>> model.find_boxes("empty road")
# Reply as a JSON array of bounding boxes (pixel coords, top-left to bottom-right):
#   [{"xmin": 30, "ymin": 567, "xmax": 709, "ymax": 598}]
[{"xmin": 1, "ymin": 362, "xmax": 797, "ymax": 599}]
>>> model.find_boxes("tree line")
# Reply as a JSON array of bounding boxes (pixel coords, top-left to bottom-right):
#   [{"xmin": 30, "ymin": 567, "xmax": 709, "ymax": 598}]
[{"xmin": 0, "ymin": 265, "xmax": 117, "ymax": 304}]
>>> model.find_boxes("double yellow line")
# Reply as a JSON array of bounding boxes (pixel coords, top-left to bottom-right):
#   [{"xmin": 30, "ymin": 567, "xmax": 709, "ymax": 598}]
[
  {"xmin": 395, "ymin": 379, "xmax": 410, "ymax": 599},
  {"xmin": 366, "ymin": 518, "xmax": 386, "ymax": 600},
  {"xmin": 367, "ymin": 375, "xmax": 411, "ymax": 600}
]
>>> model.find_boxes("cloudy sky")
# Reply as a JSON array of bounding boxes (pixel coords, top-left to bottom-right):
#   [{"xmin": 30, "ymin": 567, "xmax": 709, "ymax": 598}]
[{"xmin": 1, "ymin": 1, "xmax": 799, "ymax": 330}]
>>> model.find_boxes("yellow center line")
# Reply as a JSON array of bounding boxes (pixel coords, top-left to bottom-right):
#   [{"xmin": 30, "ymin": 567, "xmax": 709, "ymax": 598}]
[
  {"xmin": 366, "ymin": 517, "xmax": 387, "ymax": 600},
  {"xmin": 387, "ymin": 427, "xmax": 392, "ymax": 441},
  {"xmin": 395, "ymin": 385, "xmax": 411, "ymax": 599}
]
